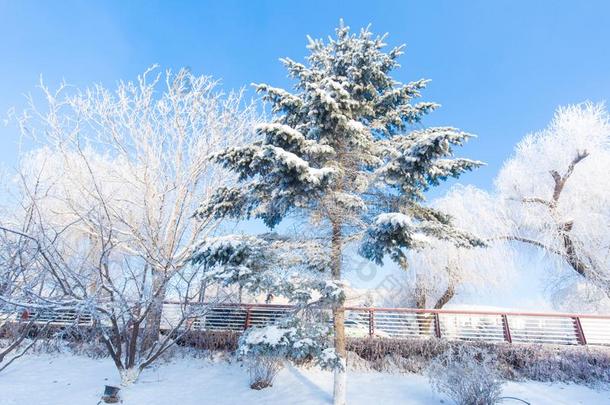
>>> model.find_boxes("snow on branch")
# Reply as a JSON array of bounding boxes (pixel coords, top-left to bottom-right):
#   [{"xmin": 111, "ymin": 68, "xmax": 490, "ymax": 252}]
[
  {"xmin": 238, "ymin": 317, "xmax": 343, "ymax": 371},
  {"xmin": 191, "ymin": 235, "xmax": 344, "ymax": 307},
  {"xmin": 360, "ymin": 211, "xmax": 485, "ymax": 267}
]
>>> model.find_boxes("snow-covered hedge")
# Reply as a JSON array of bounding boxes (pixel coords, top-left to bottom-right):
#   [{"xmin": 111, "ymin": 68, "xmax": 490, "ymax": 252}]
[{"xmin": 347, "ymin": 338, "xmax": 610, "ymax": 386}]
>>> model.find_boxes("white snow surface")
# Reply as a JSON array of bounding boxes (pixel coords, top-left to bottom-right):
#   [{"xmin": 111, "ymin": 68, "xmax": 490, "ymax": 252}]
[{"xmin": 0, "ymin": 353, "xmax": 608, "ymax": 405}]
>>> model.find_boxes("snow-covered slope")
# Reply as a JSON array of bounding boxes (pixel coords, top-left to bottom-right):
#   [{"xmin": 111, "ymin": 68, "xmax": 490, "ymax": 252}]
[{"xmin": 1, "ymin": 354, "xmax": 608, "ymax": 405}]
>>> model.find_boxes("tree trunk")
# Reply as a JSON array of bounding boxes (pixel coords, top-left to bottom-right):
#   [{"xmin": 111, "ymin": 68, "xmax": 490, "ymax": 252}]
[
  {"xmin": 331, "ymin": 221, "xmax": 346, "ymax": 405},
  {"xmin": 414, "ymin": 276, "xmax": 426, "ymax": 309},
  {"xmin": 413, "ymin": 274, "xmax": 454, "ymax": 335},
  {"xmin": 433, "ymin": 284, "xmax": 455, "ymax": 309},
  {"xmin": 141, "ymin": 272, "xmax": 166, "ymax": 352},
  {"xmin": 198, "ymin": 278, "xmax": 207, "ymax": 303},
  {"xmin": 559, "ymin": 221, "xmax": 588, "ymax": 277},
  {"xmin": 119, "ymin": 367, "xmax": 141, "ymax": 386},
  {"xmin": 413, "ymin": 275, "xmax": 432, "ymax": 336},
  {"xmin": 434, "ymin": 270, "xmax": 456, "ymax": 310}
]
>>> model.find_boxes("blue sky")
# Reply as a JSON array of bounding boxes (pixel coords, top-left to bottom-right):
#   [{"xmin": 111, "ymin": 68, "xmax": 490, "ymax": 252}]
[{"xmin": 1, "ymin": 0, "xmax": 609, "ymax": 194}]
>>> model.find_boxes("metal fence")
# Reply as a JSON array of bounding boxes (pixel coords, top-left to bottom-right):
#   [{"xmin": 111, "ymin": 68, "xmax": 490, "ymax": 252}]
[
  {"xmin": 13, "ymin": 303, "xmax": 610, "ymax": 347},
  {"xmin": 164, "ymin": 303, "xmax": 610, "ymax": 346},
  {"xmin": 19, "ymin": 308, "xmax": 93, "ymax": 327},
  {"xmin": 351, "ymin": 307, "xmax": 610, "ymax": 346},
  {"xmin": 161, "ymin": 302, "xmax": 293, "ymax": 332}
]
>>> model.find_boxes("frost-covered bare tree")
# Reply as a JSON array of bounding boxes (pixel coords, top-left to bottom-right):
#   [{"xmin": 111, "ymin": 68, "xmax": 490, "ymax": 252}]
[
  {"xmin": 0, "ymin": 211, "xmax": 214, "ymax": 384},
  {"xmin": 0, "ymin": 222, "xmax": 52, "ymax": 373},
  {"xmin": 1, "ymin": 67, "xmax": 258, "ymax": 383},
  {"xmin": 399, "ymin": 103, "xmax": 610, "ymax": 313},
  {"xmin": 385, "ymin": 185, "xmax": 512, "ymax": 310},
  {"xmin": 495, "ymin": 103, "xmax": 610, "ymax": 308}
]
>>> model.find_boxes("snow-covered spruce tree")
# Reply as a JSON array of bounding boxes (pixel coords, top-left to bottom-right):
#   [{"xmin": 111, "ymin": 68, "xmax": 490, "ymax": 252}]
[
  {"xmin": 190, "ymin": 233, "xmax": 343, "ymax": 388},
  {"xmin": 197, "ymin": 22, "xmax": 482, "ymax": 404}
]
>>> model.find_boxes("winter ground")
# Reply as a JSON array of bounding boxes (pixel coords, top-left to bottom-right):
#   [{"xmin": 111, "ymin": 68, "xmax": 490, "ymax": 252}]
[{"xmin": 0, "ymin": 354, "xmax": 608, "ymax": 404}]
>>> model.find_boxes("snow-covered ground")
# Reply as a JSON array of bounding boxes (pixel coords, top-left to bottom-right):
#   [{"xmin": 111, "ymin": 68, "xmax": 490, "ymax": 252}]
[{"xmin": 0, "ymin": 354, "xmax": 608, "ymax": 404}]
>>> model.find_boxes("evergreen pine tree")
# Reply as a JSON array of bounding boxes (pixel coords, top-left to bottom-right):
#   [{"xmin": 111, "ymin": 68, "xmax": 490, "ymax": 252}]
[{"xmin": 196, "ymin": 21, "xmax": 483, "ymax": 404}]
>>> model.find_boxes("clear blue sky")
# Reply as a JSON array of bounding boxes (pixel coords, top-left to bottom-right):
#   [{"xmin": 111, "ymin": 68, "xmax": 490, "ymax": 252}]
[{"xmin": 1, "ymin": 0, "xmax": 609, "ymax": 193}]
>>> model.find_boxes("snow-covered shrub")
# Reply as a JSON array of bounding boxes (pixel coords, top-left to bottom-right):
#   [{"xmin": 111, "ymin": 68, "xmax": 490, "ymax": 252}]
[
  {"xmin": 237, "ymin": 316, "xmax": 342, "ymax": 389},
  {"xmin": 238, "ymin": 324, "xmax": 297, "ymax": 390},
  {"xmin": 192, "ymin": 232, "xmax": 346, "ymax": 390},
  {"xmin": 246, "ymin": 354, "xmax": 283, "ymax": 390},
  {"xmin": 68, "ymin": 339, "xmax": 108, "ymax": 359},
  {"xmin": 237, "ymin": 318, "xmax": 342, "ymax": 371},
  {"xmin": 346, "ymin": 351, "xmax": 371, "ymax": 372},
  {"xmin": 426, "ymin": 345, "xmax": 504, "ymax": 405}
]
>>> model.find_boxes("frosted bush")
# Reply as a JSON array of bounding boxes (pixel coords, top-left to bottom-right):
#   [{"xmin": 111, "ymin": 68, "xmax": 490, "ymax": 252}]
[
  {"xmin": 237, "ymin": 317, "xmax": 342, "ymax": 369},
  {"xmin": 246, "ymin": 354, "xmax": 283, "ymax": 390},
  {"xmin": 427, "ymin": 345, "xmax": 504, "ymax": 405}
]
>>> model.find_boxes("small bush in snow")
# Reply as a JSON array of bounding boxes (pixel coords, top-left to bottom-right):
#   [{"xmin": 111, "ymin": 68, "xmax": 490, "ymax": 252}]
[
  {"xmin": 238, "ymin": 319, "xmax": 341, "ymax": 368},
  {"xmin": 427, "ymin": 345, "xmax": 504, "ymax": 405},
  {"xmin": 237, "ymin": 316, "xmax": 342, "ymax": 389},
  {"xmin": 246, "ymin": 354, "xmax": 283, "ymax": 390}
]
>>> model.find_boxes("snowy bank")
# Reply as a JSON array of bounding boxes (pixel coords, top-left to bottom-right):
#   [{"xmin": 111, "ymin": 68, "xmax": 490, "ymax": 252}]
[{"xmin": 0, "ymin": 354, "xmax": 608, "ymax": 404}]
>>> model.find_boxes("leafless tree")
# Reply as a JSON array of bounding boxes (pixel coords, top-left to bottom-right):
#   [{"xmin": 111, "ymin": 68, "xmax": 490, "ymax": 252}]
[
  {"xmin": 0, "ymin": 67, "xmax": 257, "ymax": 383},
  {"xmin": 0, "ymin": 222, "xmax": 52, "ymax": 373},
  {"xmin": 380, "ymin": 185, "xmax": 511, "ymax": 311},
  {"xmin": 495, "ymin": 103, "xmax": 610, "ymax": 305}
]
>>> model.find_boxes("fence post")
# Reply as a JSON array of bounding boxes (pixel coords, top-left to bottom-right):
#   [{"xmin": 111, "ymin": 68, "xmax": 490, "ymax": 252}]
[
  {"xmin": 244, "ymin": 306, "xmax": 252, "ymax": 330},
  {"xmin": 433, "ymin": 313, "xmax": 442, "ymax": 338},
  {"xmin": 368, "ymin": 309, "xmax": 375, "ymax": 338},
  {"xmin": 574, "ymin": 317, "xmax": 587, "ymax": 345},
  {"xmin": 501, "ymin": 314, "xmax": 512, "ymax": 343}
]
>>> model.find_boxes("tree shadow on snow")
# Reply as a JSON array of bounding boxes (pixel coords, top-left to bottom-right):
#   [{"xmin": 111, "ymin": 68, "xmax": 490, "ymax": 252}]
[{"xmin": 285, "ymin": 365, "xmax": 333, "ymax": 403}]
